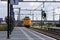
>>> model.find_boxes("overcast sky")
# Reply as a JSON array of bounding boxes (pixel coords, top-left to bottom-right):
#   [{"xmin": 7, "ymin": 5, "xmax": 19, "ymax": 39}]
[{"xmin": 0, "ymin": 0, "xmax": 60, "ymax": 20}]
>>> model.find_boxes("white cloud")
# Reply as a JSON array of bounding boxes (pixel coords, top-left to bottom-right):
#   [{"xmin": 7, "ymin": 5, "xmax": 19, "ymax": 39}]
[
  {"xmin": 30, "ymin": 3, "xmax": 42, "ymax": 9},
  {"xmin": 30, "ymin": 3, "xmax": 35, "ymax": 6},
  {"xmin": 0, "ymin": 1, "xmax": 7, "ymax": 20},
  {"xmin": 55, "ymin": 9, "xmax": 60, "ymax": 14},
  {"xmin": 24, "ymin": 0, "xmax": 36, "ymax": 1}
]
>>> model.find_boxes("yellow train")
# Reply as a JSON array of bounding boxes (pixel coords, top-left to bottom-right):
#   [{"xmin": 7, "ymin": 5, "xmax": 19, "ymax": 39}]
[{"xmin": 23, "ymin": 17, "xmax": 31, "ymax": 28}]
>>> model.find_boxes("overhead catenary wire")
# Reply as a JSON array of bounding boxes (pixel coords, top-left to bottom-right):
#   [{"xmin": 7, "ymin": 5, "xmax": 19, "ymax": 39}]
[{"xmin": 14, "ymin": 2, "xmax": 60, "ymax": 21}]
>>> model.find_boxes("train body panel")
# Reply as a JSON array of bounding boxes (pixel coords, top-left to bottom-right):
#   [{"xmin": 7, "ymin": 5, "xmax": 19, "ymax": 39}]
[{"xmin": 23, "ymin": 17, "xmax": 31, "ymax": 28}]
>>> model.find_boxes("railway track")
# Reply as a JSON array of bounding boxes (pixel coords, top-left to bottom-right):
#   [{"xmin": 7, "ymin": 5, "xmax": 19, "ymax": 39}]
[{"xmin": 30, "ymin": 27, "xmax": 60, "ymax": 40}]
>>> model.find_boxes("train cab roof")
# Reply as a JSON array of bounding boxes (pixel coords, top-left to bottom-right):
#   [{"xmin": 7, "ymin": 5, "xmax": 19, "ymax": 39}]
[{"xmin": 24, "ymin": 16, "xmax": 30, "ymax": 20}]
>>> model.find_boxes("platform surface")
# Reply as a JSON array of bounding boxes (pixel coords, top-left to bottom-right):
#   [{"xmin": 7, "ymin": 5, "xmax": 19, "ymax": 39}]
[{"xmin": 0, "ymin": 27, "xmax": 56, "ymax": 40}]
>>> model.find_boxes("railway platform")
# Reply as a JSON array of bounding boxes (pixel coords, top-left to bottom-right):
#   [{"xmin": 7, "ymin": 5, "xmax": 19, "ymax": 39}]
[{"xmin": 0, "ymin": 27, "xmax": 56, "ymax": 40}]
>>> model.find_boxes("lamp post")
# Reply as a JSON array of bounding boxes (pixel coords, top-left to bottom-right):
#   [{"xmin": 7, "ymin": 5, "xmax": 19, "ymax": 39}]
[
  {"xmin": 7, "ymin": 0, "xmax": 10, "ymax": 39},
  {"xmin": 7, "ymin": 0, "xmax": 14, "ymax": 39}
]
